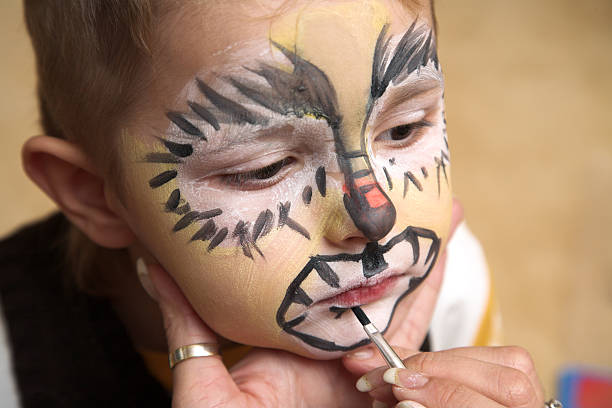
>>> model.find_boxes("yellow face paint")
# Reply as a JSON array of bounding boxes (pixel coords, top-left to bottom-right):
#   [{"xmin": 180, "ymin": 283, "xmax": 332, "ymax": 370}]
[{"xmin": 120, "ymin": 0, "xmax": 450, "ymax": 358}]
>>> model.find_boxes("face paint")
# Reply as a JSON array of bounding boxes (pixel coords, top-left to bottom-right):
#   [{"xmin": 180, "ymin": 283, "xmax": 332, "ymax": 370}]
[{"xmin": 123, "ymin": 0, "xmax": 451, "ymax": 358}]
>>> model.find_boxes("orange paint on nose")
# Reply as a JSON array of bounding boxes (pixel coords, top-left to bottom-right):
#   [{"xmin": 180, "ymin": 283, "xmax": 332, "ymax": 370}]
[
  {"xmin": 343, "ymin": 174, "xmax": 391, "ymax": 209},
  {"xmin": 364, "ymin": 187, "xmax": 388, "ymax": 208}
]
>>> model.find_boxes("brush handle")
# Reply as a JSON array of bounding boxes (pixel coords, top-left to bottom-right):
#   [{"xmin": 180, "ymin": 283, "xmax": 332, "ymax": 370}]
[{"xmin": 364, "ymin": 323, "xmax": 406, "ymax": 368}]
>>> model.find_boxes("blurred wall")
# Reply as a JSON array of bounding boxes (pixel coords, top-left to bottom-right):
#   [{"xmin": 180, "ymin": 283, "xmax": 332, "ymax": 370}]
[{"xmin": 1, "ymin": 0, "xmax": 611, "ymax": 396}]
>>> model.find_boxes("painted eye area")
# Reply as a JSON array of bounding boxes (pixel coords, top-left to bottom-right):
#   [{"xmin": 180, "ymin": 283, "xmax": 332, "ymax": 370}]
[
  {"xmin": 222, "ymin": 157, "xmax": 296, "ymax": 190},
  {"xmin": 375, "ymin": 120, "xmax": 433, "ymax": 148}
]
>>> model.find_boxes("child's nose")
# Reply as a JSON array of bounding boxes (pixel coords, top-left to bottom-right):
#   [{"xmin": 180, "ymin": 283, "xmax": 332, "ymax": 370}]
[{"xmin": 342, "ymin": 169, "xmax": 396, "ymax": 242}]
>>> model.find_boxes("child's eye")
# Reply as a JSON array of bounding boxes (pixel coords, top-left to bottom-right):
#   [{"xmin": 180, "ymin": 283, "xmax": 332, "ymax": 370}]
[
  {"xmin": 376, "ymin": 120, "xmax": 433, "ymax": 147},
  {"xmin": 222, "ymin": 157, "xmax": 296, "ymax": 190}
]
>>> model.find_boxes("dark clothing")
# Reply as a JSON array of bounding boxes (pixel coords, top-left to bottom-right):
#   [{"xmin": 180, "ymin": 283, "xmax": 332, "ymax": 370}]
[{"xmin": 0, "ymin": 214, "xmax": 170, "ymax": 408}]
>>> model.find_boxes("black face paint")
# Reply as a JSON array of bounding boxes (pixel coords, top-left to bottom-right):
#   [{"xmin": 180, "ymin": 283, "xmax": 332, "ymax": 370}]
[
  {"xmin": 302, "ymin": 186, "xmax": 313, "ymax": 205},
  {"xmin": 403, "ymin": 171, "xmax": 423, "ymax": 198},
  {"xmin": 276, "ymin": 226, "xmax": 440, "ymax": 351},
  {"xmin": 233, "ymin": 220, "xmax": 263, "ymax": 259},
  {"xmin": 253, "ymin": 209, "xmax": 274, "ymax": 242},
  {"xmin": 208, "ymin": 227, "xmax": 228, "ymax": 252},
  {"xmin": 196, "ymin": 78, "xmax": 263, "ymax": 125},
  {"xmin": 383, "ymin": 167, "xmax": 393, "ymax": 190},
  {"xmin": 315, "ymin": 166, "xmax": 327, "ymax": 197},
  {"xmin": 435, "ymin": 154, "xmax": 449, "ymax": 196},
  {"xmin": 173, "ymin": 209, "xmax": 222, "ymax": 232},
  {"xmin": 191, "ymin": 219, "xmax": 217, "ymax": 242},
  {"xmin": 160, "ymin": 139, "xmax": 193, "ymax": 158},
  {"xmin": 165, "ymin": 189, "xmax": 181, "ymax": 211},
  {"xmin": 421, "ymin": 166, "xmax": 428, "ymax": 178},
  {"xmin": 149, "ymin": 170, "xmax": 177, "ymax": 188},
  {"xmin": 389, "ymin": 157, "xmax": 396, "ymax": 165},
  {"xmin": 188, "ymin": 101, "xmax": 220, "ymax": 132},
  {"xmin": 166, "ymin": 111, "xmax": 203, "ymax": 137},
  {"xmin": 278, "ymin": 201, "xmax": 311, "ymax": 240},
  {"xmin": 329, "ymin": 306, "xmax": 348, "ymax": 319}
]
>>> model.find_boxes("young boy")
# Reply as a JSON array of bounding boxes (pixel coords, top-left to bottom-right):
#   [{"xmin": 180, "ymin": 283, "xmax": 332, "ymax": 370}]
[{"xmin": 0, "ymin": 0, "xmax": 547, "ymax": 406}]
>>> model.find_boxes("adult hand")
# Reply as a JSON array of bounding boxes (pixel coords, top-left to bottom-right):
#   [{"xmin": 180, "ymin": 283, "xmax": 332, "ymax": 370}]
[
  {"xmin": 144, "ymin": 260, "xmax": 370, "ymax": 408},
  {"xmin": 353, "ymin": 345, "xmax": 544, "ymax": 407}
]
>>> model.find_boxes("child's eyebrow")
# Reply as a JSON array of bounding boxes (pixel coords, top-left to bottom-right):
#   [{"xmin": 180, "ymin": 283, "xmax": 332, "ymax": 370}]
[
  {"xmin": 380, "ymin": 72, "xmax": 443, "ymax": 111},
  {"xmin": 205, "ymin": 123, "xmax": 297, "ymax": 154}
]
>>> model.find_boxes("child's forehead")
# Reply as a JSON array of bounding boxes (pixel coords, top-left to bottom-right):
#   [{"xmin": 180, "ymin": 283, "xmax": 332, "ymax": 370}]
[
  {"xmin": 160, "ymin": 0, "xmax": 430, "ymax": 71},
  {"xmin": 164, "ymin": 0, "xmax": 433, "ymax": 113}
]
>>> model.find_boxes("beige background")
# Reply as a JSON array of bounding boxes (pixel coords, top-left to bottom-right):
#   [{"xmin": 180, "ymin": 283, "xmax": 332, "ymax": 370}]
[{"xmin": 1, "ymin": 0, "xmax": 611, "ymax": 396}]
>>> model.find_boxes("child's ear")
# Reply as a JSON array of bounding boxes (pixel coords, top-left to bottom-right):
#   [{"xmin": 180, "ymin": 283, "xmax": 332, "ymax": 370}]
[{"xmin": 22, "ymin": 135, "xmax": 135, "ymax": 248}]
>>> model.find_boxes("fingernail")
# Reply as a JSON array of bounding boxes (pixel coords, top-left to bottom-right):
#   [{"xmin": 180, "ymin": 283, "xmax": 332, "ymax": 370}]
[
  {"xmin": 383, "ymin": 368, "xmax": 428, "ymax": 388},
  {"xmin": 397, "ymin": 401, "xmax": 426, "ymax": 408},
  {"xmin": 348, "ymin": 347, "xmax": 374, "ymax": 360},
  {"xmin": 355, "ymin": 375, "xmax": 373, "ymax": 392},
  {"xmin": 136, "ymin": 258, "xmax": 158, "ymax": 300},
  {"xmin": 372, "ymin": 400, "xmax": 388, "ymax": 408}
]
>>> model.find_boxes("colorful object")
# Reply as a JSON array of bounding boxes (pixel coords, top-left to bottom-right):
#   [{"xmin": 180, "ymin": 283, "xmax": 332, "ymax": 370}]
[{"xmin": 558, "ymin": 366, "xmax": 612, "ymax": 408}]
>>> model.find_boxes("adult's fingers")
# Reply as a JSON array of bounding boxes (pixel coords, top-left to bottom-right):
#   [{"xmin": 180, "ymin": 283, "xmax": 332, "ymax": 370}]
[
  {"xmin": 355, "ymin": 346, "xmax": 541, "ymax": 407},
  {"xmin": 383, "ymin": 369, "xmax": 505, "ymax": 408},
  {"xmin": 143, "ymin": 260, "xmax": 243, "ymax": 408},
  {"xmin": 433, "ymin": 345, "xmax": 545, "ymax": 403}
]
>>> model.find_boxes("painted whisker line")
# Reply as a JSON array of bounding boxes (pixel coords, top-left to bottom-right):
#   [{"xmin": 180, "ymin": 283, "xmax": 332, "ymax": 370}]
[
  {"xmin": 302, "ymin": 186, "xmax": 313, "ymax": 205},
  {"xmin": 166, "ymin": 111, "xmax": 203, "ymax": 138},
  {"xmin": 434, "ymin": 153, "xmax": 449, "ymax": 196},
  {"xmin": 158, "ymin": 137, "xmax": 193, "ymax": 158},
  {"xmin": 383, "ymin": 166, "xmax": 393, "ymax": 190},
  {"xmin": 278, "ymin": 202, "xmax": 311, "ymax": 240},
  {"xmin": 144, "ymin": 153, "xmax": 182, "ymax": 164},
  {"xmin": 421, "ymin": 166, "xmax": 428, "ymax": 178},
  {"xmin": 207, "ymin": 227, "xmax": 228, "ymax": 252},
  {"xmin": 188, "ymin": 100, "xmax": 219, "ymax": 132},
  {"xmin": 191, "ymin": 219, "xmax": 217, "ymax": 241},
  {"xmin": 389, "ymin": 157, "xmax": 396, "ymax": 165},
  {"xmin": 233, "ymin": 220, "xmax": 263, "ymax": 259},
  {"xmin": 165, "ymin": 189, "xmax": 181, "ymax": 211},
  {"xmin": 196, "ymin": 78, "xmax": 263, "ymax": 125},
  {"xmin": 403, "ymin": 171, "xmax": 423, "ymax": 198},
  {"xmin": 315, "ymin": 166, "xmax": 327, "ymax": 197},
  {"xmin": 173, "ymin": 209, "xmax": 223, "ymax": 232},
  {"xmin": 253, "ymin": 209, "xmax": 274, "ymax": 242},
  {"xmin": 440, "ymin": 149, "xmax": 450, "ymax": 162},
  {"xmin": 149, "ymin": 170, "xmax": 177, "ymax": 188}
]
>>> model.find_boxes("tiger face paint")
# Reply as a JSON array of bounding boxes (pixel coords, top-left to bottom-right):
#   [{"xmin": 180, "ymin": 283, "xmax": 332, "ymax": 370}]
[{"xmin": 121, "ymin": 0, "xmax": 451, "ymax": 358}]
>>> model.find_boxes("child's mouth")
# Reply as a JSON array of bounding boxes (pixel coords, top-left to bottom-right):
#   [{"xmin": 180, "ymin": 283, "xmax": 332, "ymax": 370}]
[
  {"xmin": 319, "ymin": 273, "xmax": 403, "ymax": 308},
  {"xmin": 276, "ymin": 225, "xmax": 441, "ymax": 352}
]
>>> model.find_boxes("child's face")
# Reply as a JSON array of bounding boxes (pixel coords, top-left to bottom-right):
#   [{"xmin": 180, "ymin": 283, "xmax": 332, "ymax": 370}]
[{"xmin": 119, "ymin": 0, "xmax": 450, "ymax": 358}]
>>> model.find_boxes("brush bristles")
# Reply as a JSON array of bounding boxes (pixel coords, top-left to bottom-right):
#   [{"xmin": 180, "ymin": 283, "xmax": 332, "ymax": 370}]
[{"xmin": 351, "ymin": 306, "xmax": 371, "ymax": 325}]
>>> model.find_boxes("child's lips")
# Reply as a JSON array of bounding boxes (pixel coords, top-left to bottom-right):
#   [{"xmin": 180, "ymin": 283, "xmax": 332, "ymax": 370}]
[{"xmin": 318, "ymin": 273, "xmax": 404, "ymax": 308}]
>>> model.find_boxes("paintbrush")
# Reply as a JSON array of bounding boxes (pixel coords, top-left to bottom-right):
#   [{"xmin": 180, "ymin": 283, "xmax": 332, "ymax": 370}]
[{"xmin": 351, "ymin": 306, "xmax": 405, "ymax": 368}]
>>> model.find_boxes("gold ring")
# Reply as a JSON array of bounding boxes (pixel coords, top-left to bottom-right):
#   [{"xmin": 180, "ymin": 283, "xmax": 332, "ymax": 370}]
[{"xmin": 169, "ymin": 343, "xmax": 220, "ymax": 369}]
